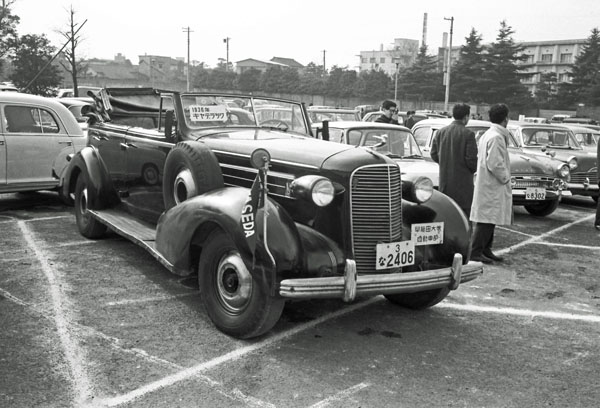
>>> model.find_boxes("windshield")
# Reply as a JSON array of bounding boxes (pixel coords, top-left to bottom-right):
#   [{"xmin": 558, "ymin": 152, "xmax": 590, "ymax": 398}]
[
  {"xmin": 180, "ymin": 95, "xmax": 310, "ymax": 135},
  {"xmin": 573, "ymin": 131, "xmax": 599, "ymax": 147},
  {"xmin": 347, "ymin": 128, "xmax": 422, "ymax": 158},
  {"xmin": 519, "ymin": 127, "xmax": 581, "ymax": 149}
]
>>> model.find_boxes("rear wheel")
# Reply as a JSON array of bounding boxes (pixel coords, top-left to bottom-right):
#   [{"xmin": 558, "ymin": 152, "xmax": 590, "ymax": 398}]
[
  {"xmin": 384, "ymin": 287, "xmax": 450, "ymax": 310},
  {"xmin": 198, "ymin": 230, "xmax": 284, "ymax": 339},
  {"xmin": 74, "ymin": 175, "xmax": 107, "ymax": 238},
  {"xmin": 524, "ymin": 199, "xmax": 560, "ymax": 217}
]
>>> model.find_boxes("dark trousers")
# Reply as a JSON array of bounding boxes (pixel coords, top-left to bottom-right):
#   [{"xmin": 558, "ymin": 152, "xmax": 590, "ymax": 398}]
[{"xmin": 471, "ymin": 222, "xmax": 495, "ymax": 258}]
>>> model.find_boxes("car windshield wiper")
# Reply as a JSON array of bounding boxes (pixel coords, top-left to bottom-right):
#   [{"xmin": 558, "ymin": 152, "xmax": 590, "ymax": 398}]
[{"xmin": 401, "ymin": 154, "xmax": 424, "ymax": 159}]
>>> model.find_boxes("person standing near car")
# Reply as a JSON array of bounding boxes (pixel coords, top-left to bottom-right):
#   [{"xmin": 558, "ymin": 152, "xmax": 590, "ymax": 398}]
[
  {"xmin": 375, "ymin": 100, "xmax": 400, "ymax": 124},
  {"xmin": 430, "ymin": 103, "xmax": 478, "ymax": 218},
  {"xmin": 404, "ymin": 110, "xmax": 417, "ymax": 129},
  {"xmin": 470, "ymin": 103, "xmax": 513, "ymax": 264}
]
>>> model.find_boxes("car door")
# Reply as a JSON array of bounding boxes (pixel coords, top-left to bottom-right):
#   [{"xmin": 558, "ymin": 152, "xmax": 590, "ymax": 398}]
[{"xmin": 3, "ymin": 104, "xmax": 74, "ymax": 187}]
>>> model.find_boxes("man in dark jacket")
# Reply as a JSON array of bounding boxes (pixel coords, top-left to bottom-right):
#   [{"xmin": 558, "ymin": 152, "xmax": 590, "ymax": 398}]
[
  {"xmin": 404, "ymin": 110, "xmax": 416, "ymax": 129},
  {"xmin": 375, "ymin": 100, "xmax": 399, "ymax": 124},
  {"xmin": 430, "ymin": 103, "xmax": 478, "ymax": 217}
]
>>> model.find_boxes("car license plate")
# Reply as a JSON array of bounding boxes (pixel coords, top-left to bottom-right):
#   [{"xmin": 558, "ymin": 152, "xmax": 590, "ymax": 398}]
[
  {"xmin": 411, "ymin": 222, "xmax": 444, "ymax": 246},
  {"xmin": 376, "ymin": 240, "xmax": 415, "ymax": 270},
  {"xmin": 525, "ymin": 187, "xmax": 546, "ymax": 200}
]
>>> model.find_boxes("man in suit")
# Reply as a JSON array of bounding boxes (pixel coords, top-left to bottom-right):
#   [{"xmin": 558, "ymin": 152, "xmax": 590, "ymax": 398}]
[{"xmin": 375, "ymin": 100, "xmax": 399, "ymax": 124}]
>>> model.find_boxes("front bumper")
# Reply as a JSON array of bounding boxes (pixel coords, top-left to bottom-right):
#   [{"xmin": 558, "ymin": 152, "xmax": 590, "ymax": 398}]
[
  {"xmin": 512, "ymin": 189, "xmax": 571, "ymax": 199},
  {"xmin": 567, "ymin": 182, "xmax": 599, "ymax": 196},
  {"xmin": 279, "ymin": 254, "xmax": 483, "ymax": 302}
]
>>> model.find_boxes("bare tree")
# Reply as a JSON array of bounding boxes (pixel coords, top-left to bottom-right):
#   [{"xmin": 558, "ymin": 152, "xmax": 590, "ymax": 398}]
[
  {"xmin": 57, "ymin": 5, "xmax": 86, "ymax": 96},
  {"xmin": 0, "ymin": 0, "xmax": 20, "ymax": 75}
]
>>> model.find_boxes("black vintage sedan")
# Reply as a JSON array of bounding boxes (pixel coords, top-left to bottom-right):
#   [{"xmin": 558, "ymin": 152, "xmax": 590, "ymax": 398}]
[{"xmin": 64, "ymin": 88, "xmax": 483, "ymax": 339}]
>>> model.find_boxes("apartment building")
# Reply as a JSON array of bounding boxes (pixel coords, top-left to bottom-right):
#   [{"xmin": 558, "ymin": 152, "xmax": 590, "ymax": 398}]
[{"xmin": 358, "ymin": 38, "xmax": 420, "ymax": 77}]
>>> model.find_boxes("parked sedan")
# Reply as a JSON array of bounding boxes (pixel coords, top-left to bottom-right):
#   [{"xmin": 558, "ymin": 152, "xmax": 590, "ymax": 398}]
[
  {"xmin": 308, "ymin": 107, "xmax": 361, "ymax": 123},
  {"xmin": 0, "ymin": 92, "xmax": 86, "ymax": 203},
  {"xmin": 311, "ymin": 121, "xmax": 440, "ymax": 188},
  {"xmin": 507, "ymin": 121, "xmax": 598, "ymax": 202},
  {"xmin": 412, "ymin": 118, "xmax": 572, "ymax": 216},
  {"xmin": 562, "ymin": 124, "xmax": 599, "ymax": 152}
]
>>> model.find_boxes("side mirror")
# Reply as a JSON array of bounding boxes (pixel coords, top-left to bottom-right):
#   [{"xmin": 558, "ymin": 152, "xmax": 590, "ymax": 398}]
[{"xmin": 164, "ymin": 109, "xmax": 175, "ymax": 141}]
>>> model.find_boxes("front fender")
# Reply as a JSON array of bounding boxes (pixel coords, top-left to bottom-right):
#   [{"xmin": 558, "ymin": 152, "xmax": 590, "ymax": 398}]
[
  {"xmin": 155, "ymin": 187, "xmax": 304, "ymax": 290},
  {"xmin": 63, "ymin": 146, "xmax": 118, "ymax": 209},
  {"xmin": 402, "ymin": 190, "xmax": 471, "ymax": 267}
]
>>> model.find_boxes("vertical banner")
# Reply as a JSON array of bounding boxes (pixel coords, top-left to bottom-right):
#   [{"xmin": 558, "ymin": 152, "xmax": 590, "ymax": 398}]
[{"xmin": 240, "ymin": 170, "xmax": 266, "ymax": 255}]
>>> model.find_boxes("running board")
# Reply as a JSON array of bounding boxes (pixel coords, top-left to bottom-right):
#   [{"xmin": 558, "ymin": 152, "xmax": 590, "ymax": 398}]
[{"xmin": 89, "ymin": 208, "xmax": 183, "ymax": 275}]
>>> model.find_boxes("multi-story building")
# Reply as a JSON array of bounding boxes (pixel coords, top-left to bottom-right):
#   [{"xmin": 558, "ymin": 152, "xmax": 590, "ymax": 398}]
[
  {"xmin": 436, "ymin": 39, "xmax": 586, "ymax": 95},
  {"xmin": 358, "ymin": 38, "xmax": 420, "ymax": 77}
]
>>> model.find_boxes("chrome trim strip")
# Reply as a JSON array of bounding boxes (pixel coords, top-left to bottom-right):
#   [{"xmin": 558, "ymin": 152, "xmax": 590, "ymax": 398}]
[
  {"xmin": 212, "ymin": 149, "xmax": 319, "ymax": 170},
  {"xmin": 219, "ymin": 163, "xmax": 295, "ymax": 180}
]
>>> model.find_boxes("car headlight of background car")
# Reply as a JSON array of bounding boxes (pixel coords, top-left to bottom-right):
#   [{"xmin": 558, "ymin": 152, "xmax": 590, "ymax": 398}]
[
  {"xmin": 567, "ymin": 156, "xmax": 578, "ymax": 170},
  {"xmin": 557, "ymin": 164, "xmax": 570, "ymax": 178},
  {"xmin": 290, "ymin": 175, "xmax": 336, "ymax": 207},
  {"xmin": 402, "ymin": 176, "xmax": 434, "ymax": 203}
]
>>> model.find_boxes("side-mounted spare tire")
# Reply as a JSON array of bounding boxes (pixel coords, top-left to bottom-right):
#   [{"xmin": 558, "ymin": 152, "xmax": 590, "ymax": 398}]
[{"xmin": 163, "ymin": 141, "xmax": 224, "ymax": 210}]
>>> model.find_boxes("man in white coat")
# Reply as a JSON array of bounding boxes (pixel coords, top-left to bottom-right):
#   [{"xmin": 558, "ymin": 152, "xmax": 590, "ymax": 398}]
[{"xmin": 470, "ymin": 103, "xmax": 513, "ymax": 264}]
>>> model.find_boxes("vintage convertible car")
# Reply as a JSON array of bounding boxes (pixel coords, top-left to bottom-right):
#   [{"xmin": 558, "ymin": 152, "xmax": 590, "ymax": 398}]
[
  {"xmin": 507, "ymin": 121, "xmax": 598, "ymax": 202},
  {"xmin": 311, "ymin": 121, "xmax": 440, "ymax": 188},
  {"xmin": 412, "ymin": 118, "xmax": 572, "ymax": 216},
  {"xmin": 0, "ymin": 92, "xmax": 86, "ymax": 202},
  {"xmin": 64, "ymin": 88, "xmax": 483, "ymax": 339}
]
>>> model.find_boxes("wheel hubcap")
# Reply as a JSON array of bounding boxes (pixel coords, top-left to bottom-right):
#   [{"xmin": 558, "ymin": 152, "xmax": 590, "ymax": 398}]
[
  {"xmin": 79, "ymin": 187, "xmax": 88, "ymax": 215},
  {"xmin": 173, "ymin": 169, "xmax": 196, "ymax": 204},
  {"xmin": 216, "ymin": 251, "xmax": 252, "ymax": 314}
]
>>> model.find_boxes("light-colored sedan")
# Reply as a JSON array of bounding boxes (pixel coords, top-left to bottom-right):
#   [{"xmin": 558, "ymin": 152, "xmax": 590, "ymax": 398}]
[{"xmin": 0, "ymin": 92, "xmax": 86, "ymax": 203}]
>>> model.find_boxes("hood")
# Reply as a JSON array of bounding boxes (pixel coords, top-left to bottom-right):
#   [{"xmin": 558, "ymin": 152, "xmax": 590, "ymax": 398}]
[{"xmin": 508, "ymin": 148, "xmax": 560, "ymax": 177}]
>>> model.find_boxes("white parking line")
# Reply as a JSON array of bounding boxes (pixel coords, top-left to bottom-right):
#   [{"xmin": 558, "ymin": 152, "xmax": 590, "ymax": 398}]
[
  {"xmin": 439, "ymin": 302, "xmax": 600, "ymax": 323},
  {"xmin": 17, "ymin": 220, "xmax": 94, "ymax": 406},
  {"xmin": 530, "ymin": 242, "xmax": 600, "ymax": 250},
  {"xmin": 97, "ymin": 297, "xmax": 382, "ymax": 407},
  {"xmin": 0, "ymin": 215, "xmax": 72, "ymax": 224},
  {"xmin": 309, "ymin": 383, "xmax": 370, "ymax": 408},
  {"xmin": 106, "ymin": 293, "xmax": 196, "ymax": 306},
  {"xmin": 497, "ymin": 214, "xmax": 596, "ymax": 256}
]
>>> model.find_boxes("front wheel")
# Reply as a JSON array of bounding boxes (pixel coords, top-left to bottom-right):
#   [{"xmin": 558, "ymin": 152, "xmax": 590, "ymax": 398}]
[
  {"xmin": 524, "ymin": 199, "xmax": 560, "ymax": 217},
  {"xmin": 384, "ymin": 287, "xmax": 450, "ymax": 310},
  {"xmin": 74, "ymin": 175, "xmax": 107, "ymax": 238},
  {"xmin": 198, "ymin": 230, "xmax": 284, "ymax": 339}
]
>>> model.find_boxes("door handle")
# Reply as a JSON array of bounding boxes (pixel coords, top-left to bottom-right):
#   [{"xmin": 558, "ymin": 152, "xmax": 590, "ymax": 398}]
[
  {"xmin": 0, "ymin": 140, "xmax": 4, "ymax": 145},
  {"xmin": 120, "ymin": 142, "xmax": 138, "ymax": 149},
  {"xmin": 58, "ymin": 141, "xmax": 73, "ymax": 146}
]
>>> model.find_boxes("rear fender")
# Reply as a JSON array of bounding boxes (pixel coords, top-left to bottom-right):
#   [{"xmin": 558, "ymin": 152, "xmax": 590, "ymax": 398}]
[
  {"xmin": 155, "ymin": 187, "xmax": 303, "ymax": 291},
  {"xmin": 63, "ymin": 146, "xmax": 119, "ymax": 209},
  {"xmin": 402, "ymin": 190, "xmax": 470, "ymax": 266}
]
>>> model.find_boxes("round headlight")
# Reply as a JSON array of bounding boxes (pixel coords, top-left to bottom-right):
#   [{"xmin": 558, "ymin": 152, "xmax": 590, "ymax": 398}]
[
  {"xmin": 567, "ymin": 157, "xmax": 578, "ymax": 170},
  {"xmin": 414, "ymin": 177, "xmax": 434, "ymax": 203},
  {"xmin": 311, "ymin": 178, "xmax": 335, "ymax": 207},
  {"xmin": 510, "ymin": 177, "xmax": 517, "ymax": 188},
  {"xmin": 558, "ymin": 164, "xmax": 570, "ymax": 178}
]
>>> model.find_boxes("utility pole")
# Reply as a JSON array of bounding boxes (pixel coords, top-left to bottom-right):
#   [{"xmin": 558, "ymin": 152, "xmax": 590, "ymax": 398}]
[
  {"xmin": 223, "ymin": 37, "xmax": 230, "ymax": 71},
  {"xmin": 394, "ymin": 61, "xmax": 400, "ymax": 102},
  {"xmin": 322, "ymin": 50, "xmax": 326, "ymax": 75},
  {"xmin": 444, "ymin": 16, "xmax": 454, "ymax": 112},
  {"xmin": 182, "ymin": 26, "xmax": 193, "ymax": 91}
]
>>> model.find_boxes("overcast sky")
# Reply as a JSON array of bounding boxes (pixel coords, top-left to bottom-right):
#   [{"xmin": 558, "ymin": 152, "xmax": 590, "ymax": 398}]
[{"xmin": 12, "ymin": 0, "xmax": 600, "ymax": 69}]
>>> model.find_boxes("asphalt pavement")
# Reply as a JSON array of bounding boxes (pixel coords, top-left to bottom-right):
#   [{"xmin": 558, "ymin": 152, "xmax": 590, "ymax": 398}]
[{"xmin": 1, "ymin": 192, "xmax": 599, "ymax": 408}]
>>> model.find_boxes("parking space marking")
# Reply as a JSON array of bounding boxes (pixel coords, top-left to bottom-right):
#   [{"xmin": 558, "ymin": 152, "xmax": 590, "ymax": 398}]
[
  {"xmin": 496, "ymin": 225, "xmax": 534, "ymax": 237},
  {"xmin": 439, "ymin": 302, "xmax": 600, "ymax": 323},
  {"xmin": 98, "ymin": 297, "xmax": 381, "ymax": 407},
  {"xmin": 0, "ymin": 214, "xmax": 72, "ymax": 224},
  {"xmin": 106, "ymin": 293, "xmax": 196, "ymax": 306},
  {"xmin": 497, "ymin": 214, "xmax": 595, "ymax": 256},
  {"xmin": 530, "ymin": 242, "xmax": 600, "ymax": 250},
  {"xmin": 309, "ymin": 382, "xmax": 370, "ymax": 408},
  {"xmin": 17, "ymin": 220, "xmax": 94, "ymax": 406}
]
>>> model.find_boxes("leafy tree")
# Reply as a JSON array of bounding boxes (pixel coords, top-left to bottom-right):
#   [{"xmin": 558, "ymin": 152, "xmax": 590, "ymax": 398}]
[
  {"xmin": 398, "ymin": 45, "xmax": 444, "ymax": 101},
  {"xmin": 451, "ymin": 28, "xmax": 489, "ymax": 103},
  {"xmin": 10, "ymin": 34, "xmax": 62, "ymax": 96},
  {"xmin": 259, "ymin": 66, "xmax": 299, "ymax": 93},
  {"xmin": 191, "ymin": 62, "xmax": 209, "ymax": 90},
  {"xmin": 482, "ymin": 20, "xmax": 533, "ymax": 111},
  {"xmin": 57, "ymin": 6, "xmax": 87, "ymax": 96},
  {"xmin": 0, "ymin": 0, "xmax": 20, "ymax": 75},
  {"xmin": 237, "ymin": 68, "xmax": 261, "ymax": 92},
  {"xmin": 299, "ymin": 62, "xmax": 325, "ymax": 94},
  {"xmin": 326, "ymin": 66, "xmax": 357, "ymax": 98},
  {"xmin": 207, "ymin": 68, "xmax": 236, "ymax": 90},
  {"xmin": 534, "ymin": 72, "xmax": 559, "ymax": 108},
  {"xmin": 569, "ymin": 27, "xmax": 600, "ymax": 106},
  {"xmin": 355, "ymin": 69, "xmax": 391, "ymax": 99}
]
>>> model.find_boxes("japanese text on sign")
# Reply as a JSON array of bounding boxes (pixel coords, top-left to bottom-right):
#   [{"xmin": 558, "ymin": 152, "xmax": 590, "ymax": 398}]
[
  {"xmin": 189, "ymin": 105, "xmax": 227, "ymax": 122},
  {"xmin": 411, "ymin": 222, "xmax": 444, "ymax": 246}
]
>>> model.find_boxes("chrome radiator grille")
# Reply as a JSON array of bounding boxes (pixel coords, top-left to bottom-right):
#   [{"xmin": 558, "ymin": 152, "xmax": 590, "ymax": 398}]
[
  {"xmin": 350, "ymin": 164, "xmax": 402, "ymax": 273},
  {"xmin": 512, "ymin": 176, "xmax": 554, "ymax": 189},
  {"xmin": 570, "ymin": 169, "xmax": 598, "ymax": 184}
]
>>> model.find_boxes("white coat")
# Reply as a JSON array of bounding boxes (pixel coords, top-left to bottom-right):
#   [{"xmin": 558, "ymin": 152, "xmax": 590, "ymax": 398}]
[{"xmin": 470, "ymin": 123, "xmax": 513, "ymax": 225}]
